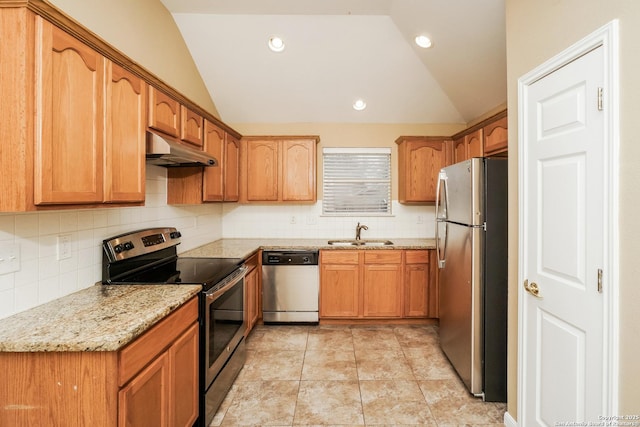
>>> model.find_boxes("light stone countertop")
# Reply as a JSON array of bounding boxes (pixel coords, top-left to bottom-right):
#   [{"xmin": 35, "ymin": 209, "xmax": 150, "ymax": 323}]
[
  {"xmin": 0, "ymin": 284, "xmax": 201, "ymax": 352},
  {"xmin": 180, "ymin": 238, "xmax": 436, "ymax": 260}
]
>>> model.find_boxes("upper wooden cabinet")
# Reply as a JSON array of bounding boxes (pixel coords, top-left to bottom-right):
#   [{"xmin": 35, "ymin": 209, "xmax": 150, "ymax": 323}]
[
  {"xmin": 240, "ymin": 136, "xmax": 319, "ymax": 203},
  {"xmin": 148, "ymin": 86, "xmax": 180, "ymax": 138},
  {"xmin": 180, "ymin": 105, "xmax": 204, "ymax": 148},
  {"xmin": 34, "ymin": 19, "xmax": 105, "ymax": 205},
  {"xmin": 201, "ymin": 122, "xmax": 239, "ymax": 202},
  {"xmin": 167, "ymin": 121, "xmax": 241, "ymax": 204},
  {"xmin": 451, "ymin": 110, "xmax": 508, "ymax": 162},
  {"xmin": 483, "ymin": 114, "xmax": 508, "ymax": 155},
  {"xmin": 105, "ymin": 62, "xmax": 146, "ymax": 203},
  {"xmin": 0, "ymin": 2, "xmax": 241, "ymax": 212},
  {"xmin": 396, "ymin": 137, "xmax": 452, "ymax": 204},
  {"xmin": 148, "ymin": 87, "xmax": 205, "ymax": 148}
]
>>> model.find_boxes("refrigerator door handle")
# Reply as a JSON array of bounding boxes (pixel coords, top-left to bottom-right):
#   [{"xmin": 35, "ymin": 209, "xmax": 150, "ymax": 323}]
[
  {"xmin": 435, "ymin": 221, "xmax": 448, "ymax": 269},
  {"xmin": 435, "ymin": 170, "xmax": 448, "ymax": 221}
]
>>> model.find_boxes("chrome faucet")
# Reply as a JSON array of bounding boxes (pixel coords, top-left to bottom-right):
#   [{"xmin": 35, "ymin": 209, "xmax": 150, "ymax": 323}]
[{"xmin": 355, "ymin": 222, "xmax": 368, "ymax": 240}]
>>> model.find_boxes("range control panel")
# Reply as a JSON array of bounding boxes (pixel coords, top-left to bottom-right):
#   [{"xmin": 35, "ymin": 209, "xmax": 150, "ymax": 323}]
[{"xmin": 103, "ymin": 227, "xmax": 182, "ymax": 262}]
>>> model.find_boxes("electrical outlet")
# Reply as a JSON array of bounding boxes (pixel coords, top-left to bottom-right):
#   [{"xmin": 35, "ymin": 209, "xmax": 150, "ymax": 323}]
[
  {"xmin": 57, "ymin": 234, "xmax": 72, "ymax": 260},
  {"xmin": 289, "ymin": 215, "xmax": 297, "ymax": 224},
  {"xmin": 417, "ymin": 215, "xmax": 424, "ymax": 224},
  {"xmin": 0, "ymin": 243, "xmax": 20, "ymax": 275},
  {"xmin": 306, "ymin": 215, "xmax": 318, "ymax": 225}
]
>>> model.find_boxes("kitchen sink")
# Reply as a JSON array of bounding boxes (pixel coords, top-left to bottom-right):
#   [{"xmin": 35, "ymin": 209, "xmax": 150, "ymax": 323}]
[{"xmin": 327, "ymin": 239, "xmax": 394, "ymax": 246}]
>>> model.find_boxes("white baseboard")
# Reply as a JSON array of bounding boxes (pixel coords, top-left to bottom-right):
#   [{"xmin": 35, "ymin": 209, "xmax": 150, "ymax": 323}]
[{"xmin": 504, "ymin": 411, "xmax": 517, "ymax": 427}]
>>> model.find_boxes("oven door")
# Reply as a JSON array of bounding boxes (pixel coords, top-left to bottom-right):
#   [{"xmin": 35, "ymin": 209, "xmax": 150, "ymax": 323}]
[{"xmin": 203, "ymin": 265, "xmax": 247, "ymax": 388}]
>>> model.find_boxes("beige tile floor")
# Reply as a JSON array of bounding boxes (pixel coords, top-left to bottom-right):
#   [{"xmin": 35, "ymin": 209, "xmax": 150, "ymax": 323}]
[{"xmin": 211, "ymin": 324, "xmax": 506, "ymax": 427}]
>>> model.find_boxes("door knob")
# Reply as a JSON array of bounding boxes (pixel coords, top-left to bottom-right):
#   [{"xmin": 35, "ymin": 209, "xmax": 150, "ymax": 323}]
[{"xmin": 524, "ymin": 279, "xmax": 542, "ymax": 298}]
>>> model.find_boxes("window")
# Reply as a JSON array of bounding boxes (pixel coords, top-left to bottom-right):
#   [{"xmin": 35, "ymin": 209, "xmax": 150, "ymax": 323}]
[{"xmin": 322, "ymin": 148, "xmax": 391, "ymax": 215}]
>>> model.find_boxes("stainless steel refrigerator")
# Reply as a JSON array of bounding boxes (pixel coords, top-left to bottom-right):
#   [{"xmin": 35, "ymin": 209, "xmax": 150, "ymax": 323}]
[{"xmin": 435, "ymin": 157, "xmax": 507, "ymax": 402}]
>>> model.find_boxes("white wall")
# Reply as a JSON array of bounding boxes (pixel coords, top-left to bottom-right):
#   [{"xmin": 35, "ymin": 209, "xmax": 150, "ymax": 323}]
[{"xmin": 0, "ymin": 165, "xmax": 223, "ymax": 320}]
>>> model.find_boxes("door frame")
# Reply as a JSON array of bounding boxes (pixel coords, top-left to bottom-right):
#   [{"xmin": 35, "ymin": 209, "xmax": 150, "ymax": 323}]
[{"xmin": 516, "ymin": 20, "xmax": 620, "ymax": 421}]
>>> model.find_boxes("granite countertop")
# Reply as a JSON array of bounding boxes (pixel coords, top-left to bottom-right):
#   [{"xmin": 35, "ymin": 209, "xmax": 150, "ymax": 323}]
[
  {"xmin": 0, "ymin": 284, "xmax": 201, "ymax": 353},
  {"xmin": 180, "ymin": 238, "xmax": 436, "ymax": 260}
]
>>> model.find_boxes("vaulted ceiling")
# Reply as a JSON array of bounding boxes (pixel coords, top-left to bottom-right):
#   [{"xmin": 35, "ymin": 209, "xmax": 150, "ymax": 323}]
[{"xmin": 160, "ymin": 0, "xmax": 506, "ymax": 124}]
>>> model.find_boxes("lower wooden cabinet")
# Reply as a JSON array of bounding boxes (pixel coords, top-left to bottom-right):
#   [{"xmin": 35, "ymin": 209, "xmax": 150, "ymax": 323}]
[
  {"xmin": 320, "ymin": 249, "xmax": 436, "ymax": 320},
  {"xmin": 320, "ymin": 251, "xmax": 361, "ymax": 318},
  {"xmin": 244, "ymin": 252, "xmax": 261, "ymax": 336},
  {"xmin": 0, "ymin": 297, "xmax": 199, "ymax": 427}
]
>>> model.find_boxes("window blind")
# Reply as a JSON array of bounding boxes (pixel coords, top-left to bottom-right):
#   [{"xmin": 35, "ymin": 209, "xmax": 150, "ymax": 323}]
[{"xmin": 322, "ymin": 148, "xmax": 391, "ymax": 215}]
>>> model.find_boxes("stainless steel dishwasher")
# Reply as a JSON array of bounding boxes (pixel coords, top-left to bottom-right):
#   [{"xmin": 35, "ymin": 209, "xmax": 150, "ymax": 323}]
[{"xmin": 262, "ymin": 250, "xmax": 319, "ymax": 323}]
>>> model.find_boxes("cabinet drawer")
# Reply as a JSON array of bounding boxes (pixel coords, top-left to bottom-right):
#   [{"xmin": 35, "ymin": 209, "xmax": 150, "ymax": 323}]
[
  {"xmin": 119, "ymin": 297, "xmax": 198, "ymax": 386},
  {"xmin": 405, "ymin": 250, "xmax": 430, "ymax": 264},
  {"xmin": 364, "ymin": 251, "xmax": 402, "ymax": 264},
  {"xmin": 321, "ymin": 250, "xmax": 359, "ymax": 264}
]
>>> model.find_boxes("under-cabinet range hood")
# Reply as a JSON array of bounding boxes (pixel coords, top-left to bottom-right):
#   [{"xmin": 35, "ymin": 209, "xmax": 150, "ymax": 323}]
[{"xmin": 145, "ymin": 130, "xmax": 218, "ymax": 167}]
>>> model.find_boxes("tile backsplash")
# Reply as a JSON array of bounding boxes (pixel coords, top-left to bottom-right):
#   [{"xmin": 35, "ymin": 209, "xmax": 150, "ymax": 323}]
[
  {"xmin": 0, "ymin": 165, "xmax": 435, "ymax": 319},
  {"xmin": 0, "ymin": 165, "xmax": 224, "ymax": 320},
  {"xmin": 221, "ymin": 202, "xmax": 435, "ymax": 239}
]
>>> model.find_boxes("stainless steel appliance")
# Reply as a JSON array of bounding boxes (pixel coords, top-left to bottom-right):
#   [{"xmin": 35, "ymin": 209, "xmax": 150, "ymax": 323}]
[
  {"xmin": 102, "ymin": 227, "xmax": 247, "ymax": 427},
  {"xmin": 435, "ymin": 157, "xmax": 507, "ymax": 402},
  {"xmin": 262, "ymin": 250, "xmax": 319, "ymax": 323}
]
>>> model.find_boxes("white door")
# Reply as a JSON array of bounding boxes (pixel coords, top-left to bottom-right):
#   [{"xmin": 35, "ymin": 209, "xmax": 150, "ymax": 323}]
[{"xmin": 520, "ymin": 46, "xmax": 606, "ymax": 424}]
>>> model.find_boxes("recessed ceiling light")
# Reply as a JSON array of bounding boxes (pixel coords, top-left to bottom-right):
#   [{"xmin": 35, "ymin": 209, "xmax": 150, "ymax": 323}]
[
  {"xmin": 415, "ymin": 35, "xmax": 432, "ymax": 49},
  {"xmin": 268, "ymin": 36, "xmax": 285, "ymax": 52},
  {"xmin": 353, "ymin": 99, "xmax": 367, "ymax": 111}
]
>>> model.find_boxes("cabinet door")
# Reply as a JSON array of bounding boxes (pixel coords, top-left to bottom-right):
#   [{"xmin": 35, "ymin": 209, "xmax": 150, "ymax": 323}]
[
  {"xmin": 245, "ymin": 139, "xmax": 279, "ymax": 201},
  {"xmin": 169, "ymin": 323, "xmax": 199, "ymax": 427},
  {"xmin": 320, "ymin": 263, "xmax": 360, "ymax": 318},
  {"xmin": 244, "ymin": 265, "xmax": 259, "ymax": 336},
  {"xmin": 34, "ymin": 19, "xmax": 104, "ymax": 205},
  {"xmin": 453, "ymin": 136, "xmax": 467, "ymax": 163},
  {"xmin": 281, "ymin": 139, "xmax": 316, "ymax": 201},
  {"xmin": 105, "ymin": 62, "xmax": 146, "ymax": 202},
  {"xmin": 180, "ymin": 105, "xmax": 203, "ymax": 148},
  {"xmin": 483, "ymin": 115, "xmax": 508, "ymax": 155},
  {"xmin": 466, "ymin": 128, "xmax": 483, "ymax": 158},
  {"xmin": 404, "ymin": 251, "xmax": 430, "ymax": 318},
  {"xmin": 119, "ymin": 352, "xmax": 169, "ymax": 427},
  {"xmin": 363, "ymin": 264, "xmax": 403, "ymax": 318},
  {"xmin": 398, "ymin": 138, "xmax": 450, "ymax": 203},
  {"xmin": 148, "ymin": 86, "xmax": 180, "ymax": 137},
  {"xmin": 202, "ymin": 120, "xmax": 225, "ymax": 202},
  {"xmin": 224, "ymin": 134, "xmax": 240, "ymax": 201}
]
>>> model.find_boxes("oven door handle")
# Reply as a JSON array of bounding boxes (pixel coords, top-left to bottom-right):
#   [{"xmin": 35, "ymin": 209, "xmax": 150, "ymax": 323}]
[{"xmin": 204, "ymin": 265, "xmax": 248, "ymax": 302}]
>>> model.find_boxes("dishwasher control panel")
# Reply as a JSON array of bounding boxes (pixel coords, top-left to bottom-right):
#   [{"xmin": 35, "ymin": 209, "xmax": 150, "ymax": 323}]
[{"xmin": 262, "ymin": 250, "xmax": 318, "ymax": 265}]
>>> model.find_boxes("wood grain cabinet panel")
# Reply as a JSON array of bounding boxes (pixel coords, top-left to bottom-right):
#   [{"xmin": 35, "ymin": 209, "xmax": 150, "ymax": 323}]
[
  {"xmin": 180, "ymin": 105, "xmax": 204, "ymax": 148},
  {"xmin": 320, "ymin": 249, "xmax": 438, "ymax": 320},
  {"xmin": 396, "ymin": 137, "xmax": 452, "ymax": 204},
  {"xmin": 281, "ymin": 139, "xmax": 316, "ymax": 201},
  {"xmin": 244, "ymin": 252, "xmax": 261, "ymax": 336},
  {"xmin": 119, "ymin": 352, "xmax": 169, "ymax": 427},
  {"xmin": 0, "ymin": 297, "xmax": 198, "ymax": 427},
  {"xmin": 245, "ymin": 139, "xmax": 280, "ymax": 201},
  {"xmin": 34, "ymin": 18, "xmax": 105, "ymax": 205},
  {"xmin": 224, "ymin": 134, "xmax": 240, "ymax": 201},
  {"xmin": 240, "ymin": 136, "xmax": 319, "ymax": 203},
  {"xmin": 404, "ymin": 250, "xmax": 430, "ymax": 318},
  {"xmin": 105, "ymin": 62, "xmax": 146, "ymax": 203},
  {"xmin": 148, "ymin": 86, "xmax": 180, "ymax": 137},
  {"xmin": 483, "ymin": 115, "xmax": 508, "ymax": 155},
  {"xmin": 320, "ymin": 250, "xmax": 360, "ymax": 318}
]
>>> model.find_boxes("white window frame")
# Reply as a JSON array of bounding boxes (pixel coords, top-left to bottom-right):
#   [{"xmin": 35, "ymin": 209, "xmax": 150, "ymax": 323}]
[{"xmin": 322, "ymin": 147, "xmax": 392, "ymax": 216}]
